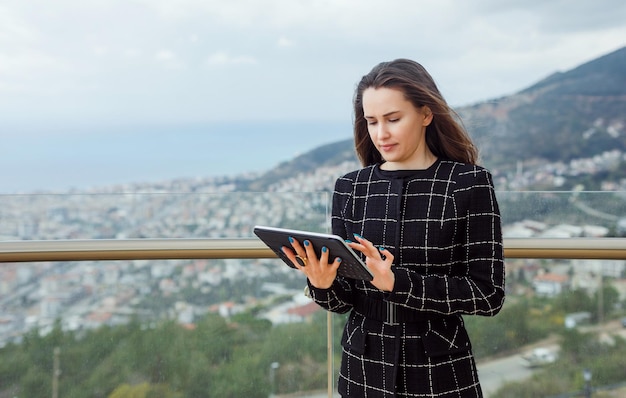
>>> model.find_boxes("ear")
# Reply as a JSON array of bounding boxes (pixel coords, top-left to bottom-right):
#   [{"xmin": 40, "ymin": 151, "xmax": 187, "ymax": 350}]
[{"xmin": 422, "ymin": 106, "xmax": 433, "ymax": 127}]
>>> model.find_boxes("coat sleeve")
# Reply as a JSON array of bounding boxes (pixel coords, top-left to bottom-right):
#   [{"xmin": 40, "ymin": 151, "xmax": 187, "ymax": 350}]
[
  {"xmin": 307, "ymin": 175, "xmax": 356, "ymax": 314},
  {"xmin": 388, "ymin": 168, "xmax": 505, "ymax": 317}
]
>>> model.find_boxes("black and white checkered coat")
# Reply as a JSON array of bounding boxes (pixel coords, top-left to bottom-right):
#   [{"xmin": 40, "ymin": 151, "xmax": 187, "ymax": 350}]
[{"xmin": 309, "ymin": 160, "xmax": 505, "ymax": 397}]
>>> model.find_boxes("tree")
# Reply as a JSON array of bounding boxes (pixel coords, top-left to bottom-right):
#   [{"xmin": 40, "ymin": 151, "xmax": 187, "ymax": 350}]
[
  {"xmin": 552, "ymin": 288, "xmax": 594, "ymax": 315},
  {"xmin": 592, "ymin": 283, "xmax": 620, "ymax": 321},
  {"xmin": 20, "ymin": 367, "xmax": 52, "ymax": 397},
  {"xmin": 108, "ymin": 382, "xmax": 182, "ymax": 398},
  {"xmin": 559, "ymin": 328, "xmax": 599, "ymax": 364},
  {"xmin": 109, "ymin": 383, "xmax": 151, "ymax": 398}
]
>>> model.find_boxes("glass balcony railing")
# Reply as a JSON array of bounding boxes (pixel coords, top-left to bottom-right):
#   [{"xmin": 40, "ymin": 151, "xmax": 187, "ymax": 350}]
[{"xmin": 1, "ymin": 191, "xmax": 626, "ymax": 397}]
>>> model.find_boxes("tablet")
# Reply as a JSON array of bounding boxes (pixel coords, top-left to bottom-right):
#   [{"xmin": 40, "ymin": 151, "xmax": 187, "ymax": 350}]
[{"xmin": 253, "ymin": 225, "xmax": 373, "ymax": 281}]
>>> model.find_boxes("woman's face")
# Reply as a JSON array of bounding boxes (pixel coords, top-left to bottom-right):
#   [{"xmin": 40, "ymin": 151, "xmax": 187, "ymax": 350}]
[{"xmin": 362, "ymin": 86, "xmax": 433, "ymax": 170}]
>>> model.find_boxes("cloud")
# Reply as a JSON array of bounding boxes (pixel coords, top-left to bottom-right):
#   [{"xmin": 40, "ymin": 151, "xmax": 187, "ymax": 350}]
[
  {"xmin": 0, "ymin": 4, "xmax": 39, "ymax": 44},
  {"xmin": 470, "ymin": 0, "xmax": 626, "ymax": 33},
  {"xmin": 0, "ymin": 0, "xmax": 625, "ymax": 123},
  {"xmin": 92, "ymin": 46, "xmax": 109, "ymax": 57},
  {"xmin": 156, "ymin": 50, "xmax": 176, "ymax": 61},
  {"xmin": 205, "ymin": 52, "xmax": 258, "ymax": 67},
  {"xmin": 0, "ymin": 51, "xmax": 68, "ymax": 79},
  {"xmin": 124, "ymin": 48, "xmax": 141, "ymax": 58},
  {"xmin": 155, "ymin": 49, "xmax": 186, "ymax": 69},
  {"xmin": 135, "ymin": 0, "xmax": 448, "ymax": 38},
  {"xmin": 277, "ymin": 36, "xmax": 295, "ymax": 48}
]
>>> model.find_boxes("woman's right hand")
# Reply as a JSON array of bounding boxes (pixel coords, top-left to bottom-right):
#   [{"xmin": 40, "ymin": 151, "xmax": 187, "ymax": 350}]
[
  {"xmin": 282, "ymin": 237, "xmax": 342, "ymax": 289},
  {"xmin": 347, "ymin": 234, "xmax": 395, "ymax": 292}
]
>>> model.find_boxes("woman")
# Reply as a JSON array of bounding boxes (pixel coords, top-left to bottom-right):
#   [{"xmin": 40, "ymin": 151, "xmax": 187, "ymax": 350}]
[{"xmin": 283, "ymin": 59, "xmax": 505, "ymax": 397}]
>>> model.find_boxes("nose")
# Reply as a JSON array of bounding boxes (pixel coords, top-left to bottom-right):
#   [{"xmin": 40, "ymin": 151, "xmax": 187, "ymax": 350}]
[{"xmin": 375, "ymin": 123, "xmax": 390, "ymax": 140}]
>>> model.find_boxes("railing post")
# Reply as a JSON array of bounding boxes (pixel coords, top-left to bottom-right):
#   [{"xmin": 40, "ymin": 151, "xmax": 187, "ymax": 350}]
[
  {"xmin": 52, "ymin": 346, "xmax": 60, "ymax": 398},
  {"xmin": 327, "ymin": 312, "xmax": 333, "ymax": 398}
]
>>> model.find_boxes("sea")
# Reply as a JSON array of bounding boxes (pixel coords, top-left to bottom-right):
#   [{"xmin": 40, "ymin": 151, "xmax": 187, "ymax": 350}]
[{"xmin": 1, "ymin": 120, "xmax": 352, "ymax": 193}]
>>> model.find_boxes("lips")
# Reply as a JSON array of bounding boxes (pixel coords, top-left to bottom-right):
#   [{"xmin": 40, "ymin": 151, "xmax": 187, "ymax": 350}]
[{"xmin": 379, "ymin": 144, "xmax": 396, "ymax": 152}]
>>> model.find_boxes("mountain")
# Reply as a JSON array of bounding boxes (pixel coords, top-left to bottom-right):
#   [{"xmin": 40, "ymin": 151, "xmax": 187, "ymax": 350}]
[
  {"xmin": 248, "ymin": 46, "xmax": 626, "ymax": 189},
  {"xmin": 245, "ymin": 139, "xmax": 356, "ymax": 190},
  {"xmin": 459, "ymin": 46, "xmax": 626, "ymax": 171}
]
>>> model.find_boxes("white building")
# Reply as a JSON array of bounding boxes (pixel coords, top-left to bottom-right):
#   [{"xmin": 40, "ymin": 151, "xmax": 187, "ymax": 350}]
[{"xmin": 533, "ymin": 273, "xmax": 570, "ymax": 298}]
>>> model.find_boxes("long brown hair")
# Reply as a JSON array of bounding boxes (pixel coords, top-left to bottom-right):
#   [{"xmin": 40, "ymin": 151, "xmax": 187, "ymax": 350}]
[{"xmin": 353, "ymin": 59, "xmax": 478, "ymax": 166}]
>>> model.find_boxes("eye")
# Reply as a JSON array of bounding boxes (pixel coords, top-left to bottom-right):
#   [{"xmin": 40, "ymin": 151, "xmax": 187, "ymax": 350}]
[
  {"xmin": 367, "ymin": 120, "xmax": 377, "ymax": 126},
  {"xmin": 388, "ymin": 118, "xmax": 399, "ymax": 123}
]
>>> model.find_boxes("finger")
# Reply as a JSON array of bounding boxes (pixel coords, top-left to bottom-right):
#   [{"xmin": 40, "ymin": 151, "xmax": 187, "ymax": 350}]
[
  {"xmin": 346, "ymin": 240, "xmax": 367, "ymax": 255},
  {"xmin": 331, "ymin": 257, "xmax": 342, "ymax": 271},
  {"xmin": 281, "ymin": 246, "xmax": 301, "ymax": 268},
  {"xmin": 320, "ymin": 245, "xmax": 329, "ymax": 264},
  {"xmin": 378, "ymin": 247, "xmax": 394, "ymax": 262},
  {"xmin": 352, "ymin": 233, "xmax": 379, "ymax": 256},
  {"xmin": 288, "ymin": 236, "xmax": 305, "ymax": 256},
  {"xmin": 353, "ymin": 233, "xmax": 374, "ymax": 248},
  {"xmin": 282, "ymin": 246, "xmax": 311, "ymax": 270},
  {"xmin": 281, "ymin": 245, "xmax": 295, "ymax": 257},
  {"xmin": 377, "ymin": 246, "xmax": 387, "ymax": 260},
  {"xmin": 303, "ymin": 239, "xmax": 317, "ymax": 262}
]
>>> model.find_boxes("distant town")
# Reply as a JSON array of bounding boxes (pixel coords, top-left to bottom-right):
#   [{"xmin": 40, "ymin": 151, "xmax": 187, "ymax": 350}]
[{"xmin": 1, "ymin": 148, "xmax": 626, "ymax": 348}]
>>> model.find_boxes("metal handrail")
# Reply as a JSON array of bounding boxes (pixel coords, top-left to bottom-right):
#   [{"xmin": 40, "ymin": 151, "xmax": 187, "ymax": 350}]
[
  {"xmin": 1, "ymin": 238, "xmax": 625, "ymax": 263},
  {"xmin": 504, "ymin": 238, "xmax": 626, "ymax": 260}
]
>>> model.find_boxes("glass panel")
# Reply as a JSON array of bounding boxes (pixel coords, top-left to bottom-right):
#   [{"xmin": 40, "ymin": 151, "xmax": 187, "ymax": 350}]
[
  {"xmin": 0, "ymin": 192, "xmax": 331, "ymax": 397},
  {"xmin": 0, "ymin": 259, "xmax": 332, "ymax": 397},
  {"xmin": 485, "ymin": 179, "xmax": 626, "ymax": 396},
  {"xmin": 2, "ymin": 191, "xmax": 626, "ymax": 397},
  {"xmin": 326, "ymin": 190, "xmax": 626, "ymax": 397},
  {"xmin": 476, "ymin": 257, "xmax": 626, "ymax": 397}
]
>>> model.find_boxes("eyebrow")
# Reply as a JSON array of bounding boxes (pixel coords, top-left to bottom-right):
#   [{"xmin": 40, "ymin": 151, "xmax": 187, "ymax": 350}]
[{"xmin": 364, "ymin": 111, "xmax": 400, "ymax": 119}]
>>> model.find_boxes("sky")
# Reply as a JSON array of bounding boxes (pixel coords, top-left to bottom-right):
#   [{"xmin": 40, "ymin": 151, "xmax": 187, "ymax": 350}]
[
  {"xmin": 1, "ymin": 0, "xmax": 625, "ymax": 126},
  {"xmin": 1, "ymin": 0, "xmax": 626, "ymax": 191}
]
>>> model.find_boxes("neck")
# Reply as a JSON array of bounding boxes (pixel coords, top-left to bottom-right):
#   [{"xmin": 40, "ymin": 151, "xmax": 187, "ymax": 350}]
[{"xmin": 381, "ymin": 151, "xmax": 437, "ymax": 171}]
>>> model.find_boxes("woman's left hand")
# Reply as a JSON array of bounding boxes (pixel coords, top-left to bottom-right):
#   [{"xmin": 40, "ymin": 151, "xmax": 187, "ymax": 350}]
[
  {"xmin": 348, "ymin": 234, "xmax": 395, "ymax": 292},
  {"xmin": 281, "ymin": 237, "xmax": 342, "ymax": 289}
]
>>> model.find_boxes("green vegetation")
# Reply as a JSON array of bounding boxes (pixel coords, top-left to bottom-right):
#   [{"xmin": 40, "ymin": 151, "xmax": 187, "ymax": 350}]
[
  {"xmin": 1, "ymin": 284, "xmax": 624, "ymax": 397},
  {"xmin": 476, "ymin": 282, "xmax": 626, "ymax": 397},
  {"xmin": 490, "ymin": 330, "xmax": 626, "ymax": 398},
  {"xmin": 0, "ymin": 312, "xmax": 329, "ymax": 398},
  {"xmin": 464, "ymin": 282, "xmax": 622, "ymax": 358}
]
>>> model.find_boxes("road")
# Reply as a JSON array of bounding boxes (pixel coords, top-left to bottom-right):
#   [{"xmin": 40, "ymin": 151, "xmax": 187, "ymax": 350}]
[
  {"xmin": 477, "ymin": 319, "xmax": 626, "ymax": 397},
  {"xmin": 477, "ymin": 351, "xmax": 543, "ymax": 397}
]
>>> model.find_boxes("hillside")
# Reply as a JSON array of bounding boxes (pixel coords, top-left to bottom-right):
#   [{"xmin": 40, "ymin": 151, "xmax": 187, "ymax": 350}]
[
  {"xmin": 462, "ymin": 45, "xmax": 626, "ymax": 171},
  {"xmin": 244, "ymin": 139, "xmax": 356, "ymax": 190},
  {"xmin": 247, "ymin": 46, "xmax": 626, "ymax": 189}
]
